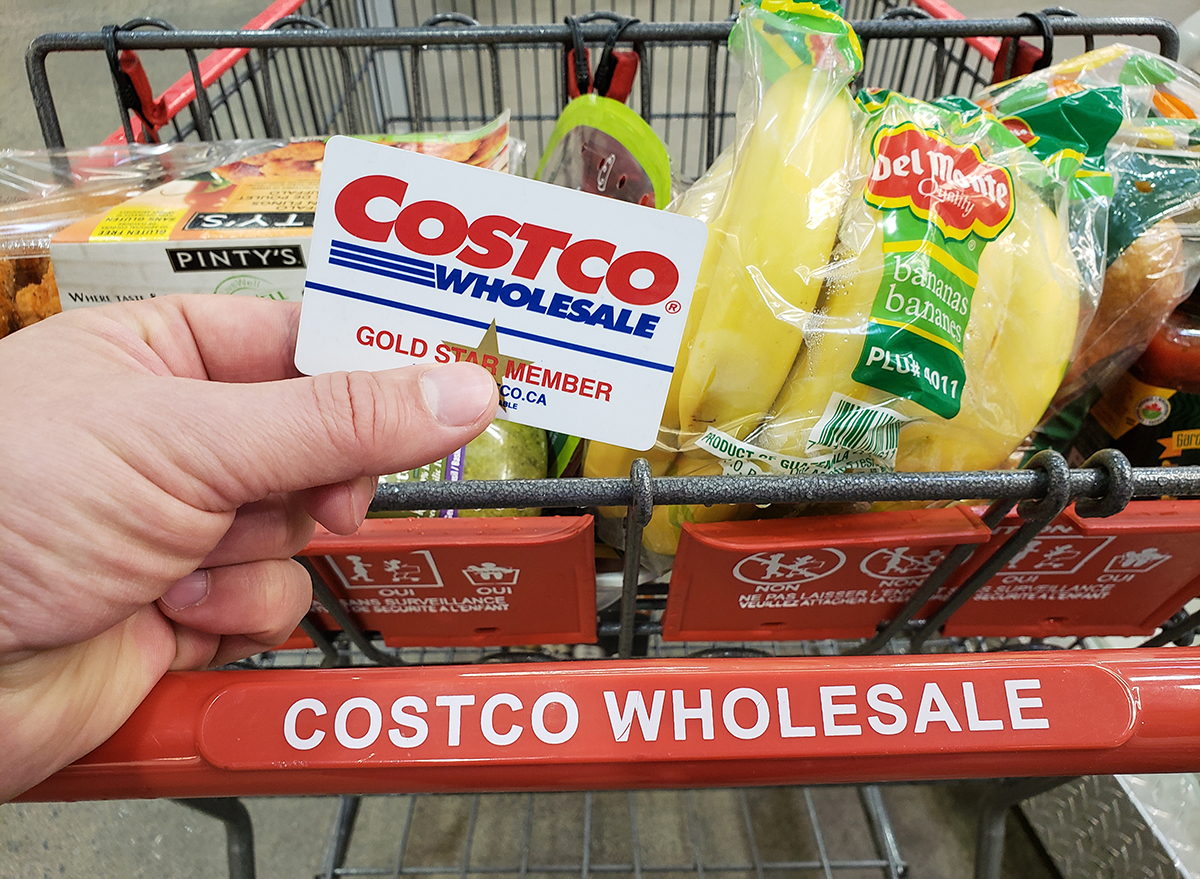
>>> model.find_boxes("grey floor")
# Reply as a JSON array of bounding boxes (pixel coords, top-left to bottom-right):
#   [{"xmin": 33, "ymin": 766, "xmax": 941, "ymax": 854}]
[
  {"xmin": 3, "ymin": 784, "xmax": 1056, "ymax": 879},
  {"xmin": 2, "ymin": 0, "xmax": 1198, "ymax": 876}
]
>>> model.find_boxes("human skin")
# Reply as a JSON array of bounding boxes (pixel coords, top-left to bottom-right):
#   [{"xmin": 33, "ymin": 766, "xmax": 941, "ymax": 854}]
[{"xmin": 0, "ymin": 295, "xmax": 498, "ymax": 800}]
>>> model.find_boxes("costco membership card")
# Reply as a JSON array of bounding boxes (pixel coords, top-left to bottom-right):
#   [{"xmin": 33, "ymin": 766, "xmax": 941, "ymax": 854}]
[{"xmin": 294, "ymin": 136, "xmax": 708, "ymax": 450}]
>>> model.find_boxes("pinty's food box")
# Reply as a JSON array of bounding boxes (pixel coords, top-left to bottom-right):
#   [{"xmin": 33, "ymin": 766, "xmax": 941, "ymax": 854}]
[{"xmin": 50, "ymin": 118, "xmax": 511, "ymax": 308}]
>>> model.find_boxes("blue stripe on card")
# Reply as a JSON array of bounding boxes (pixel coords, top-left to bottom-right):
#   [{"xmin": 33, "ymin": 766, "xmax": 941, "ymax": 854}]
[
  {"xmin": 330, "ymin": 239, "xmax": 435, "ymax": 272},
  {"xmin": 328, "ymin": 257, "xmax": 436, "ymax": 287}
]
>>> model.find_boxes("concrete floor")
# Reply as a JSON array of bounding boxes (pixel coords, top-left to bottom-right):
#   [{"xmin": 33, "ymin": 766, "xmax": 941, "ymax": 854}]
[
  {"xmin": 1, "ymin": 1, "xmax": 270, "ymax": 149},
  {"xmin": 2, "ymin": 1, "xmax": 1198, "ymax": 877},
  {"xmin": 3, "ymin": 784, "xmax": 1056, "ymax": 879}
]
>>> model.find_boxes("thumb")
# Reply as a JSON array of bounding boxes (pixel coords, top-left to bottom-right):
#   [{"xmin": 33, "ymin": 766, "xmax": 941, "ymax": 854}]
[{"xmin": 171, "ymin": 360, "xmax": 498, "ymax": 510}]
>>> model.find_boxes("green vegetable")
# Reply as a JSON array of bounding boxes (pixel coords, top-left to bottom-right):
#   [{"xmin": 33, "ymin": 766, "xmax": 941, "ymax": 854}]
[
  {"xmin": 460, "ymin": 421, "xmax": 549, "ymax": 517},
  {"xmin": 373, "ymin": 420, "xmax": 548, "ymax": 518}
]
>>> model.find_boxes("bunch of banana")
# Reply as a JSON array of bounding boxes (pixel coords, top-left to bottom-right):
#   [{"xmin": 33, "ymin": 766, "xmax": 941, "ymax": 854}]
[
  {"xmin": 581, "ymin": 54, "xmax": 857, "ymax": 555},
  {"xmin": 584, "ymin": 8, "xmax": 1083, "ymax": 562},
  {"xmin": 753, "ymin": 117, "xmax": 1081, "ymax": 474},
  {"xmin": 673, "ymin": 60, "xmax": 857, "ymax": 448}
]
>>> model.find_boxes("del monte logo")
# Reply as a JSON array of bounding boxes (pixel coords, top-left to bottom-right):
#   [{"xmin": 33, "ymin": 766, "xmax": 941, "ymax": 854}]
[{"xmin": 865, "ymin": 122, "xmax": 1015, "ymax": 242}]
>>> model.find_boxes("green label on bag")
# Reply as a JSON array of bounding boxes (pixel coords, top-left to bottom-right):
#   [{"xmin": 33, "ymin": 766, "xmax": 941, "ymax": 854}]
[
  {"xmin": 852, "ymin": 120, "xmax": 1014, "ymax": 418},
  {"xmin": 1107, "ymin": 147, "xmax": 1200, "ymax": 264},
  {"xmin": 732, "ymin": 0, "xmax": 863, "ymax": 83}
]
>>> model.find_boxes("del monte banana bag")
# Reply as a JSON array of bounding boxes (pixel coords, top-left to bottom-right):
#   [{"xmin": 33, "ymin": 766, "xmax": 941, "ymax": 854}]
[
  {"xmin": 586, "ymin": 5, "xmax": 1085, "ymax": 560},
  {"xmin": 647, "ymin": 91, "xmax": 1084, "ymax": 555},
  {"xmin": 739, "ymin": 91, "xmax": 1083, "ymax": 475},
  {"xmin": 730, "ymin": 92, "xmax": 1083, "ymax": 476}
]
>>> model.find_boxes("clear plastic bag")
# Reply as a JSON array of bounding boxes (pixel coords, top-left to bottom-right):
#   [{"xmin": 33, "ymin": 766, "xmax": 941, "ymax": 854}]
[
  {"xmin": 0, "ymin": 140, "xmax": 285, "ymax": 336},
  {"xmin": 374, "ymin": 420, "xmax": 550, "ymax": 519},
  {"xmin": 0, "ymin": 141, "xmax": 285, "ymax": 256},
  {"xmin": 977, "ymin": 45, "xmax": 1200, "ymax": 413},
  {"xmin": 740, "ymin": 91, "xmax": 1082, "ymax": 475},
  {"xmin": 586, "ymin": 2, "xmax": 1091, "ymax": 558},
  {"xmin": 534, "ymin": 95, "xmax": 672, "ymax": 208},
  {"xmin": 581, "ymin": 0, "xmax": 863, "ymax": 557}
]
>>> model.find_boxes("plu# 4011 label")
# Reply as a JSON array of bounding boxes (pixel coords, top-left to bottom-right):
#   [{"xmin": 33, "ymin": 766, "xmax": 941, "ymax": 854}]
[{"xmin": 853, "ymin": 122, "xmax": 1015, "ymax": 419}]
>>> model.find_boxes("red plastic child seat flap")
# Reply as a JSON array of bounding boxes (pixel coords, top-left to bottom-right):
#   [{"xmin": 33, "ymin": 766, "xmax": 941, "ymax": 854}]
[
  {"xmin": 663, "ymin": 506, "xmax": 991, "ymax": 642},
  {"xmin": 301, "ymin": 515, "xmax": 597, "ymax": 647}
]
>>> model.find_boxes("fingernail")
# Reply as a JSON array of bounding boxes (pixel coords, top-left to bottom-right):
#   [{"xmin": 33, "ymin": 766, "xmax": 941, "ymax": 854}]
[
  {"xmin": 350, "ymin": 476, "xmax": 378, "ymax": 526},
  {"xmin": 421, "ymin": 362, "xmax": 497, "ymax": 427},
  {"xmin": 162, "ymin": 570, "xmax": 210, "ymax": 611}
]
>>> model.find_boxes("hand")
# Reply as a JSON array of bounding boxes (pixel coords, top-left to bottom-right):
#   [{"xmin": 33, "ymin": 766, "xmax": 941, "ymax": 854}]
[{"xmin": 0, "ymin": 295, "xmax": 498, "ymax": 800}]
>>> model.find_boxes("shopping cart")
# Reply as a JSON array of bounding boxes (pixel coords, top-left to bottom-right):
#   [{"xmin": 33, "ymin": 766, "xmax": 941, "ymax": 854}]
[{"xmin": 16, "ymin": 4, "xmax": 1200, "ymax": 879}]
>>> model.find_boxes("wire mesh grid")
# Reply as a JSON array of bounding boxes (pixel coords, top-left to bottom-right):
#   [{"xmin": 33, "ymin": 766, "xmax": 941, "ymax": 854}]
[
  {"xmin": 314, "ymin": 785, "xmax": 906, "ymax": 879},
  {"xmin": 151, "ymin": 0, "xmax": 749, "ymax": 180},
  {"xmin": 30, "ymin": 0, "xmax": 1015, "ymax": 183},
  {"xmin": 859, "ymin": 23, "xmax": 991, "ymax": 99},
  {"xmin": 155, "ymin": 31, "xmax": 739, "ymax": 180}
]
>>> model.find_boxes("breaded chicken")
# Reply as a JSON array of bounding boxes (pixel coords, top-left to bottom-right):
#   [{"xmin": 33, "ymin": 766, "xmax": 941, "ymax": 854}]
[
  {"xmin": 0, "ymin": 258, "xmax": 14, "ymax": 300},
  {"xmin": 14, "ymin": 262, "xmax": 60, "ymax": 328},
  {"xmin": 396, "ymin": 139, "xmax": 478, "ymax": 164},
  {"xmin": 0, "ymin": 259, "xmax": 16, "ymax": 339},
  {"xmin": 14, "ymin": 255, "xmax": 50, "ymax": 290},
  {"xmin": 270, "ymin": 140, "xmax": 326, "ymax": 162},
  {"xmin": 259, "ymin": 157, "xmax": 324, "ymax": 178}
]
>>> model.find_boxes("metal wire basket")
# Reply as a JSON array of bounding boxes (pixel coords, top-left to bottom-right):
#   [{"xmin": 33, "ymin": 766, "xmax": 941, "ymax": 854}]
[{"xmin": 28, "ymin": 1, "xmax": 1178, "ymax": 180}]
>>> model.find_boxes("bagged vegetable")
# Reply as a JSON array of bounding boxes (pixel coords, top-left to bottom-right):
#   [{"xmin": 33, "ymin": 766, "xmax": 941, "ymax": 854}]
[
  {"xmin": 374, "ymin": 420, "xmax": 549, "ymax": 518},
  {"xmin": 977, "ymin": 45, "xmax": 1200, "ymax": 415},
  {"xmin": 1058, "ymin": 146, "xmax": 1200, "ymax": 404},
  {"xmin": 977, "ymin": 44, "xmax": 1200, "ymax": 144},
  {"xmin": 1067, "ymin": 297, "xmax": 1200, "ymax": 468}
]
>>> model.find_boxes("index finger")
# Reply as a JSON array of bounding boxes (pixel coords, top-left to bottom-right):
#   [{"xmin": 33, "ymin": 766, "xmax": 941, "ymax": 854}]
[{"xmin": 116, "ymin": 294, "xmax": 306, "ymax": 383}]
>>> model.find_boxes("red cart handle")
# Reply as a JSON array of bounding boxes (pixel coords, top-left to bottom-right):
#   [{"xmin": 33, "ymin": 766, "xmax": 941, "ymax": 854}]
[
  {"xmin": 565, "ymin": 13, "xmax": 640, "ymax": 104},
  {"xmin": 20, "ymin": 648, "xmax": 1200, "ymax": 801}
]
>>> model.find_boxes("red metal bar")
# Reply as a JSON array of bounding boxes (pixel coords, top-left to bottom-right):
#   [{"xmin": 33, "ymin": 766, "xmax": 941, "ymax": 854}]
[
  {"xmin": 20, "ymin": 648, "xmax": 1200, "ymax": 801},
  {"xmin": 103, "ymin": 0, "xmax": 307, "ymax": 144},
  {"xmin": 911, "ymin": 0, "xmax": 1001, "ymax": 60}
]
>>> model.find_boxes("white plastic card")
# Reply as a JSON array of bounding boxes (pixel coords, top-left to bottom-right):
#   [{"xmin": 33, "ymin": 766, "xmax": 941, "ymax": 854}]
[{"xmin": 295, "ymin": 136, "xmax": 707, "ymax": 450}]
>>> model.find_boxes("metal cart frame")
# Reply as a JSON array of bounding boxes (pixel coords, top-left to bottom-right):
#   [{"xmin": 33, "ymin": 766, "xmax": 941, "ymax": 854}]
[{"xmin": 16, "ymin": 5, "xmax": 1200, "ymax": 879}]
